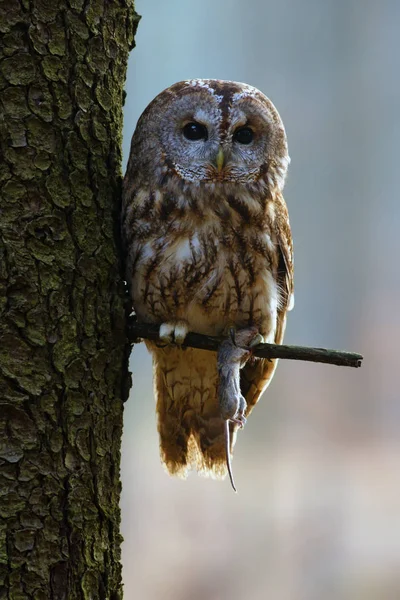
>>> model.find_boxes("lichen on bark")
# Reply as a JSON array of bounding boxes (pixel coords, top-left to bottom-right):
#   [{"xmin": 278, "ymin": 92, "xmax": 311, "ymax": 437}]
[{"xmin": 0, "ymin": 1, "xmax": 139, "ymax": 598}]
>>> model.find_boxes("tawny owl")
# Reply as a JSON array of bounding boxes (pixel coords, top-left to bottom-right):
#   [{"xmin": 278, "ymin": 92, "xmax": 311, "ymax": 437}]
[{"xmin": 122, "ymin": 79, "xmax": 294, "ymax": 484}]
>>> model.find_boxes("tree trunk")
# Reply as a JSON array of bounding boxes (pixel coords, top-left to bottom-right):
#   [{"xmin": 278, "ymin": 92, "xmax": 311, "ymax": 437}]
[{"xmin": 0, "ymin": 2, "xmax": 138, "ymax": 598}]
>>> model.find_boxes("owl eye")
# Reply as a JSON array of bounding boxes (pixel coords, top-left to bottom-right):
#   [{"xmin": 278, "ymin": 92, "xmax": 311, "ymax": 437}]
[
  {"xmin": 233, "ymin": 127, "xmax": 254, "ymax": 145},
  {"xmin": 182, "ymin": 121, "xmax": 208, "ymax": 141}
]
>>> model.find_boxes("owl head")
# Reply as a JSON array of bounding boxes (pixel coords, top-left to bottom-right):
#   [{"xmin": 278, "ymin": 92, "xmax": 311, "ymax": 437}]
[{"xmin": 127, "ymin": 79, "xmax": 289, "ymax": 193}]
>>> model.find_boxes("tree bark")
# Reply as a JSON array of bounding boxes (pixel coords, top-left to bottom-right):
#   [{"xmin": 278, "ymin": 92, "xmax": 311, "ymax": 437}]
[{"xmin": 0, "ymin": 2, "xmax": 138, "ymax": 598}]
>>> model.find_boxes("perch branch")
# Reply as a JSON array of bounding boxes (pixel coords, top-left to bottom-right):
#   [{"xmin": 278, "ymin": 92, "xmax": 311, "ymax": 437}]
[{"xmin": 128, "ymin": 321, "xmax": 363, "ymax": 368}]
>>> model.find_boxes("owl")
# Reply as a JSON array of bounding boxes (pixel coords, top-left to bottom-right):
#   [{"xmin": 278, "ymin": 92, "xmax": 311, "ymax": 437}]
[{"xmin": 122, "ymin": 79, "xmax": 294, "ymax": 484}]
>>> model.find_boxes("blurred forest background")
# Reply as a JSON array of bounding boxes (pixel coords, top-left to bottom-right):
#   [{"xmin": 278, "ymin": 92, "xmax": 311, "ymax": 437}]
[{"xmin": 121, "ymin": 1, "xmax": 400, "ymax": 598}]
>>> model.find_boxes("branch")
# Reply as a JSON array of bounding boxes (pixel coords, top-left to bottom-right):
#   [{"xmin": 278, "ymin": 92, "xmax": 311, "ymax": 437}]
[{"xmin": 128, "ymin": 321, "xmax": 363, "ymax": 369}]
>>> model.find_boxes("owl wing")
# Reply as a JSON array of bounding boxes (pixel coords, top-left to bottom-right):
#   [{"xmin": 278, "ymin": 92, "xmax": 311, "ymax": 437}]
[
  {"xmin": 240, "ymin": 192, "xmax": 294, "ymax": 411},
  {"xmin": 275, "ymin": 191, "xmax": 294, "ymax": 313}
]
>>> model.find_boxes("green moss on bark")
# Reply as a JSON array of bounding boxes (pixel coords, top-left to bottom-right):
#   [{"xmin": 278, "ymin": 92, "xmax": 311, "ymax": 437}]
[{"xmin": 0, "ymin": 0, "xmax": 139, "ymax": 598}]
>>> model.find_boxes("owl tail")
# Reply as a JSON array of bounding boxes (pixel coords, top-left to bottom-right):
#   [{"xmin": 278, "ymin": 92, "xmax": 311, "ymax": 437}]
[{"xmin": 152, "ymin": 346, "xmax": 237, "ymax": 480}]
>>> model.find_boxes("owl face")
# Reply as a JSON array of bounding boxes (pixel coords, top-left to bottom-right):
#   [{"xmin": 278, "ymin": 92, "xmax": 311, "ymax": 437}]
[{"xmin": 130, "ymin": 79, "xmax": 289, "ymax": 191}]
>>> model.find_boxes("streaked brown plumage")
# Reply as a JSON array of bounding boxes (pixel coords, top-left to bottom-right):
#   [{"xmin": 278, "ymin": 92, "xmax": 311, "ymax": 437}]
[{"xmin": 122, "ymin": 79, "xmax": 294, "ymax": 482}]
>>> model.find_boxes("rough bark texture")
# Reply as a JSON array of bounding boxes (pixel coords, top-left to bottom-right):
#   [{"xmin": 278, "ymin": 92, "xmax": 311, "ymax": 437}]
[{"xmin": 0, "ymin": 1, "xmax": 138, "ymax": 598}]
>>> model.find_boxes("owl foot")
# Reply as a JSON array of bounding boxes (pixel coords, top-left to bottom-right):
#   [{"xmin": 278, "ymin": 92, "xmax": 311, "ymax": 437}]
[
  {"xmin": 229, "ymin": 326, "xmax": 264, "ymax": 350},
  {"xmin": 159, "ymin": 320, "xmax": 189, "ymax": 345},
  {"xmin": 248, "ymin": 332, "xmax": 264, "ymax": 348}
]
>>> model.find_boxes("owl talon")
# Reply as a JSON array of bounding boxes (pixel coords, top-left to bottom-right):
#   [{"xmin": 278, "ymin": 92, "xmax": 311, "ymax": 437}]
[
  {"xmin": 248, "ymin": 333, "xmax": 264, "ymax": 349},
  {"xmin": 229, "ymin": 327, "xmax": 237, "ymax": 347},
  {"xmin": 159, "ymin": 320, "xmax": 189, "ymax": 345}
]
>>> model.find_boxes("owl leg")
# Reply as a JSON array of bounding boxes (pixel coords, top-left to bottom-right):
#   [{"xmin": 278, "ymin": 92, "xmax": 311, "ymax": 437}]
[{"xmin": 159, "ymin": 319, "xmax": 189, "ymax": 345}]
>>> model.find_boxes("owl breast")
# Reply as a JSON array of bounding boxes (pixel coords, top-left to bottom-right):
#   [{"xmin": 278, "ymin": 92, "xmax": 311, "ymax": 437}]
[{"xmin": 129, "ymin": 189, "xmax": 280, "ymax": 342}]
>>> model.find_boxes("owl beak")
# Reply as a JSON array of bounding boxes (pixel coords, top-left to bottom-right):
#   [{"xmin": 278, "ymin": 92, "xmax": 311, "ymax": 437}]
[{"xmin": 215, "ymin": 147, "xmax": 225, "ymax": 174}]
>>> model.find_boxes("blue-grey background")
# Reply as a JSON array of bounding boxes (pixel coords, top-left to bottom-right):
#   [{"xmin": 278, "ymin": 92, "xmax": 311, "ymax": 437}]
[{"xmin": 121, "ymin": 1, "xmax": 400, "ymax": 598}]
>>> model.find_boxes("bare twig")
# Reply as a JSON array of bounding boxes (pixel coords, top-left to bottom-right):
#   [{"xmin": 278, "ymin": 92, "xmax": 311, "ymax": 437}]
[{"xmin": 128, "ymin": 321, "xmax": 363, "ymax": 368}]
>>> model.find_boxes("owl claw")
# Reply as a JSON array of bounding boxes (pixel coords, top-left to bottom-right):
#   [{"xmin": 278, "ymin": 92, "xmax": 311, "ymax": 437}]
[
  {"xmin": 229, "ymin": 327, "xmax": 238, "ymax": 347},
  {"xmin": 248, "ymin": 333, "xmax": 264, "ymax": 348},
  {"xmin": 159, "ymin": 320, "xmax": 189, "ymax": 345},
  {"xmin": 225, "ymin": 326, "xmax": 264, "ymax": 351}
]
